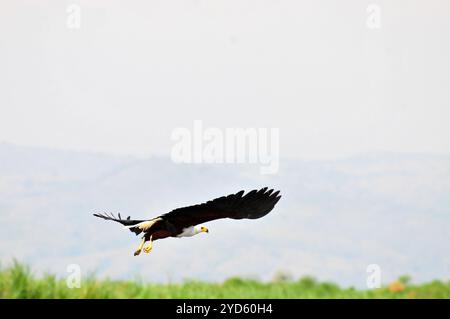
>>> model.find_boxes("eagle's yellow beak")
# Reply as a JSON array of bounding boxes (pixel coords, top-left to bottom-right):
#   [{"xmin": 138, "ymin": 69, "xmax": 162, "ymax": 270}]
[{"xmin": 201, "ymin": 226, "xmax": 209, "ymax": 233}]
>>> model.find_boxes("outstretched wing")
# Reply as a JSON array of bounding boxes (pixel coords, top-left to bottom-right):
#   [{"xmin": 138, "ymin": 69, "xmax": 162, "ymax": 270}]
[
  {"xmin": 92, "ymin": 212, "xmax": 149, "ymax": 234},
  {"xmin": 92, "ymin": 212, "xmax": 144, "ymax": 226},
  {"xmin": 160, "ymin": 187, "xmax": 281, "ymax": 230}
]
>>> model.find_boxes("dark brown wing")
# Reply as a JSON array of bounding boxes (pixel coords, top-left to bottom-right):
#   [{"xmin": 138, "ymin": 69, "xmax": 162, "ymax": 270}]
[
  {"xmin": 93, "ymin": 212, "xmax": 145, "ymax": 226},
  {"xmin": 159, "ymin": 188, "xmax": 281, "ymax": 231}
]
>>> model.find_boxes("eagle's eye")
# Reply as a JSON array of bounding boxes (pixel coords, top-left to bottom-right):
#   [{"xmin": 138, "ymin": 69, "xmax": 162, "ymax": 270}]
[{"xmin": 201, "ymin": 226, "xmax": 209, "ymax": 233}]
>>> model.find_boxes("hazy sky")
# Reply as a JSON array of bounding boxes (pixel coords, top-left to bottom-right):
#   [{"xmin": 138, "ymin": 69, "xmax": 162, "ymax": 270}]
[{"xmin": 1, "ymin": 0, "xmax": 449, "ymax": 159}]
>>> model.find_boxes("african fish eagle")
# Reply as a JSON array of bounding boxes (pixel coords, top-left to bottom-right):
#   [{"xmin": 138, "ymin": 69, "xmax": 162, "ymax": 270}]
[{"xmin": 93, "ymin": 187, "xmax": 281, "ymax": 255}]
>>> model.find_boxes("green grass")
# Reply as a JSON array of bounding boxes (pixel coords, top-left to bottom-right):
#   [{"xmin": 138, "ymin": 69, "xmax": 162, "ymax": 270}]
[{"xmin": 0, "ymin": 261, "xmax": 448, "ymax": 299}]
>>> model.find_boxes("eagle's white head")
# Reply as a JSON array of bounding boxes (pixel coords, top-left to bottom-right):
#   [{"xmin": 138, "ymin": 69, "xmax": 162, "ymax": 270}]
[
  {"xmin": 195, "ymin": 225, "xmax": 209, "ymax": 234},
  {"xmin": 177, "ymin": 225, "xmax": 209, "ymax": 238}
]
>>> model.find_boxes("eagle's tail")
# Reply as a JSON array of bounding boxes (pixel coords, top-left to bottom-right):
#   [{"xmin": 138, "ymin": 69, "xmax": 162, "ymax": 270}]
[{"xmin": 93, "ymin": 213, "xmax": 145, "ymax": 235}]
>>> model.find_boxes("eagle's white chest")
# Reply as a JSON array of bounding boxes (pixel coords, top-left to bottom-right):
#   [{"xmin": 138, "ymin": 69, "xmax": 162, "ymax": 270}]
[{"xmin": 176, "ymin": 226, "xmax": 197, "ymax": 238}]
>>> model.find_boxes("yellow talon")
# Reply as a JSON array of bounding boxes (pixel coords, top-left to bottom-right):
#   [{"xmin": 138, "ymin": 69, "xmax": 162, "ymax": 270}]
[
  {"xmin": 143, "ymin": 245, "xmax": 152, "ymax": 253},
  {"xmin": 143, "ymin": 235, "xmax": 153, "ymax": 254},
  {"xmin": 134, "ymin": 237, "xmax": 146, "ymax": 256}
]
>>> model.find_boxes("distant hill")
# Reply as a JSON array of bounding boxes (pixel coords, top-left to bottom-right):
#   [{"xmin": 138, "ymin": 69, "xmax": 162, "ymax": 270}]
[{"xmin": 0, "ymin": 143, "xmax": 448, "ymax": 288}]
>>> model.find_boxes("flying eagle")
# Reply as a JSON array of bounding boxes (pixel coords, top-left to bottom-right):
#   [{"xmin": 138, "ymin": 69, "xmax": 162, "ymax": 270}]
[{"xmin": 93, "ymin": 188, "xmax": 281, "ymax": 256}]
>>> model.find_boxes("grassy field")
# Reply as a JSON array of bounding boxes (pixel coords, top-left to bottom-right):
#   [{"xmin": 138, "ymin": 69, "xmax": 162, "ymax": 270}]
[{"xmin": 0, "ymin": 262, "xmax": 448, "ymax": 299}]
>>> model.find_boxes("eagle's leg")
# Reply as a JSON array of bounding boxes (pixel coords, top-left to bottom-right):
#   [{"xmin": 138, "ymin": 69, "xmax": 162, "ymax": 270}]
[
  {"xmin": 134, "ymin": 237, "xmax": 146, "ymax": 256},
  {"xmin": 143, "ymin": 235, "xmax": 153, "ymax": 254}
]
